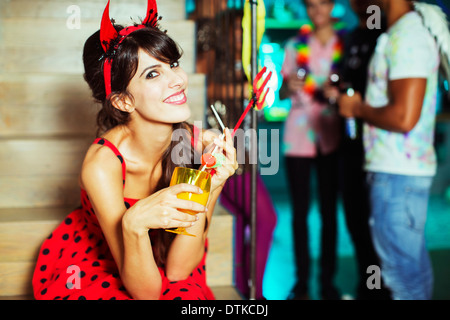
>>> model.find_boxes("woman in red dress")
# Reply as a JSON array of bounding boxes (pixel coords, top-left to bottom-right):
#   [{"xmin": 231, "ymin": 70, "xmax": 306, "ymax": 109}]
[{"xmin": 32, "ymin": 0, "xmax": 238, "ymax": 300}]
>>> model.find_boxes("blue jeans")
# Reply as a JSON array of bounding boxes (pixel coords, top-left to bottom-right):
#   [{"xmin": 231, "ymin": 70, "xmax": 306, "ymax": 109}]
[{"xmin": 366, "ymin": 172, "xmax": 434, "ymax": 300}]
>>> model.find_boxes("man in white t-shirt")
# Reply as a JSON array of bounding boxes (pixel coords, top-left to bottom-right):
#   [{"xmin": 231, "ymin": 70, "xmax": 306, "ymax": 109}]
[{"xmin": 339, "ymin": 0, "xmax": 446, "ymax": 299}]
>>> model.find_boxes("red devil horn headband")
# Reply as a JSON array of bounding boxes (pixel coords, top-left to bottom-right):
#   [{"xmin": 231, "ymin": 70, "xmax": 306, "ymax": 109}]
[
  {"xmin": 100, "ymin": 0, "xmax": 118, "ymax": 53},
  {"xmin": 100, "ymin": 0, "xmax": 159, "ymax": 98}
]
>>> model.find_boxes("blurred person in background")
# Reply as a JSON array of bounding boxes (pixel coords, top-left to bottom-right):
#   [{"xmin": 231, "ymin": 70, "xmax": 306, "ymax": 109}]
[
  {"xmin": 339, "ymin": 0, "xmax": 450, "ymax": 299},
  {"xmin": 280, "ymin": 0, "xmax": 344, "ymax": 300}
]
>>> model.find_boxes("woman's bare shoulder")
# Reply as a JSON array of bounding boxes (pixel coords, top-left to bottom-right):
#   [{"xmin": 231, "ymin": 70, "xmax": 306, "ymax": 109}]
[{"xmin": 80, "ymin": 142, "xmax": 123, "ymax": 190}]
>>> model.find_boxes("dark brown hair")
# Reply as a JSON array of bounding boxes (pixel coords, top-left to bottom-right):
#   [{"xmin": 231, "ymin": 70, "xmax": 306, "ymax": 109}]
[{"xmin": 82, "ymin": 26, "xmax": 199, "ymax": 266}]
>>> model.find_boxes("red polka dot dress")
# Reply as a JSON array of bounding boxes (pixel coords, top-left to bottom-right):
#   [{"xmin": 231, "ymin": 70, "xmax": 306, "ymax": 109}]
[{"xmin": 32, "ymin": 137, "xmax": 215, "ymax": 300}]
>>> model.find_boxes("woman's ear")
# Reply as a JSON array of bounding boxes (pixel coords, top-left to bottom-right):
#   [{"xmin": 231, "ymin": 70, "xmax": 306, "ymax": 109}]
[{"xmin": 110, "ymin": 93, "xmax": 135, "ymax": 113}]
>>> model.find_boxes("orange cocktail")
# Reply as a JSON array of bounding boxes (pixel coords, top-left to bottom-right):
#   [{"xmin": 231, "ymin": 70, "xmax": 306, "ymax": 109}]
[{"xmin": 166, "ymin": 167, "xmax": 211, "ymax": 236}]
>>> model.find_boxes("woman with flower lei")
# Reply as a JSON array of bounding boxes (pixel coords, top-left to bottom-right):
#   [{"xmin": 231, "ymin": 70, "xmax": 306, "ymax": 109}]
[{"xmin": 279, "ymin": 0, "xmax": 345, "ymax": 300}]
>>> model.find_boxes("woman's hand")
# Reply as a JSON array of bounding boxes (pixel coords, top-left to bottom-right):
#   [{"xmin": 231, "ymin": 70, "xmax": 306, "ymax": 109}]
[
  {"xmin": 204, "ymin": 128, "xmax": 239, "ymax": 192},
  {"xmin": 122, "ymin": 183, "xmax": 206, "ymax": 235}
]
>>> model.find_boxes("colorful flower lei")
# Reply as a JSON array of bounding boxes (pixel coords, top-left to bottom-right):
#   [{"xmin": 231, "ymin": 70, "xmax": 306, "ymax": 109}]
[{"xmin": 295, "ymin": 24, "xmax": 344, "ymax": 101}]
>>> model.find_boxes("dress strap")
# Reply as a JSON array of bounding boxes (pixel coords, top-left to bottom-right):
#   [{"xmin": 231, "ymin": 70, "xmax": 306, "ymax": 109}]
[
  {"xmin": 93, "ymin": 138, "xmax": 126, "ymax": 187},
  {"xmin": 93, "ymin": 127, "xmax": 202, "ymax": 189}
]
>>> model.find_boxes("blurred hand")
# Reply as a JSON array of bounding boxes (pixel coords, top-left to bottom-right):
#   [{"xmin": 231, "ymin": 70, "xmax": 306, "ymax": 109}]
[
  {"xmin": 338, "ymin": 91, "xmax": 363, "ymax": 118},
  {"xmin": 323, "ymin": 80, "xmax": 341, "ymax": 103},
  {"xmin": 287, "ymin": 72, "xmax": 305, "ymax": 95}
]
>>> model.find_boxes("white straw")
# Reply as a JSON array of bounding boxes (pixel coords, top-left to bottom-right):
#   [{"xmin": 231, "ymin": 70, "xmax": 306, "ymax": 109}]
[
  {"xmin": 199, "ymin": 105, "xmax": 227, "ymax": 172},
  {"xmin": 210, "ymin": 104, "xmax": 226, "ymax": 132}
]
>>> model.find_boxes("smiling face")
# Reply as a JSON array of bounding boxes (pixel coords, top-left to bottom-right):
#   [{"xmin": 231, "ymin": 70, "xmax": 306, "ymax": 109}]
[
  {"xmin": 304, "ymin": 0, "xmax": 335, "ymax": 29},
  {"xmin": 125, "ymin": 49, "xmax": 191, "ymax": 125}
]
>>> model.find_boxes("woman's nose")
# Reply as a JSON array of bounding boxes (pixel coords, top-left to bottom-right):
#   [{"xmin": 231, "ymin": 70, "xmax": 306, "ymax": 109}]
[{"xmin": 168, "ymin": 68, "xmax": 186, "ymax": 88}]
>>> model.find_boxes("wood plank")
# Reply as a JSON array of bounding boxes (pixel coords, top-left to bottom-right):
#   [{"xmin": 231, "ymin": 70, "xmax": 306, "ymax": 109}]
[
  {"xmin": 0, "ymin": 137, "xmax": 87, "ymax": 209},
  {"xmin": 0, "ymin": 73, "xmax": 97, "ymax": 136},
  {"xmin": 0, "ymin": 137, "xmax": 92, "ymax": 176},
  {"xmin": 0, "ymin": 220, "xmax": 61, "ymax": 262},
  {"xmin": 0, "ymin": 206, "xmax": 70, "ymax": 223},
  {"xmin": 0, "ymin": 46, "xmax": 85, "ymax": 74},
  {"xmin": 0, "ymin": 261, "xmax": 35, "ymax": 297},
  {"xmin": 0, "ymin": 17, "xmax": 196, "ymax": 51},
  {"xmin": 0, "ymin": 73, "xmax": 93, "ymax": 107},
  {"xmin": 0, "ymin": 175, "xmax": 81, "ymax": 208},
  {"xmin": 207, "ymin": 212, "xmax": 234, "ymax": 287},
  {"xmin": 0, "ymin": 294, "xmax": 33, "ymax": 300},
  {"xmin": 0, "ymin": 103, "xmax": 99, "ymax": 136},
  {"xmin": 1, "ymin": 19, "xmax": 100, "ymax": 47},
  {"xmin": 0, "ymin": 19, "xmax": 196, "ymax": 74},
  {"xmin": 0, "ymin": 0, "xmax": 186, "ymax": 22},
  {"xmin": 211, "ymin": 286, "xmax": 242, "ymax": 300}
]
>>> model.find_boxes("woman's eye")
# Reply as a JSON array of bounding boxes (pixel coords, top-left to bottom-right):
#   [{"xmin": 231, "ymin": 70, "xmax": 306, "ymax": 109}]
[
  {"xmin": 146, "ymin": 71, "xmax": 159, "ymax": 79},
  {"xmin": 170, "ymin": 61, "xmax": 180, "ymax": 68}
]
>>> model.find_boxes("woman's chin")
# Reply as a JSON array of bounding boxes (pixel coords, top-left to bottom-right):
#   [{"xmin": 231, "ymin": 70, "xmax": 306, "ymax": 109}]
[{"xmin": 173, "ymin": 104, "xmax": 191, "ymax": 122}]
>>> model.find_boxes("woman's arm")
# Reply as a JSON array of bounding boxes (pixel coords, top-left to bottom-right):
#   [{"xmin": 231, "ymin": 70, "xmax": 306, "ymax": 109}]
[
  {"xmin": 339, "ymin": 78, "xmax": 427, "ymax": 133},
  {"xmin": 81, "ymin": 145, "xmax": 201, "ymax": 299},
  {"xmin": 81, "ymin": 146, "xmax": 161, "ymax": 299}
]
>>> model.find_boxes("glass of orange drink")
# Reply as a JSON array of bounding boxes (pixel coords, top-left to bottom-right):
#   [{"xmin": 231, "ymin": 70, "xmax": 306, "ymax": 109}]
[{"xmin": 165, "ymin": 167, "xmax": 211, "ymax": 237}]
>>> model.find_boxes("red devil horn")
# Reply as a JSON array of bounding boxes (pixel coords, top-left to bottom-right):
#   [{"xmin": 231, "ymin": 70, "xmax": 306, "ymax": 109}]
[
  {"xmin": 142, "ymin": 0, "xmax": 159, "ymax": 26},
  {"xmin": 100, "ymin": 0, "xmax": 119, "ymax": 52}
]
